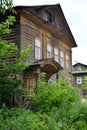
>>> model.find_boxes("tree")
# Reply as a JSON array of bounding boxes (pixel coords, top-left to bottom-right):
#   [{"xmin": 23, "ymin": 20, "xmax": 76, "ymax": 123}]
[
  {"xmin": 0, "ymin": 0, "xmax": 32, "ymax": 107},
  {"xmin": 0, "ymin": 0, "xmax": 13, "ymax": 14}
]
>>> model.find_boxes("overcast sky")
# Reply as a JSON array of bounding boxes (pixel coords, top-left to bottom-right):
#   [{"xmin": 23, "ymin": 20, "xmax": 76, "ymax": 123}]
[{"xmin": 13, "ymin": 0, "xmax": 87, "ymax": 65}]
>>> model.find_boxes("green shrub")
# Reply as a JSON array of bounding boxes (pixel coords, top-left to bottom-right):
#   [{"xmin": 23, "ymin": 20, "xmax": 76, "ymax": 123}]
[
  {"xmin": 68, "ymin": 101, "xmax": 87, "ymax": 129},
  {"xmin": 29, "ymin": 78, "xmax": 79, "ymax": 113},
  {"xmin": 0, "ymin": 108, "xmax": 61, "ymax": 130},
  {"xmin": 0, "ymin": 108, "xmax": 48, "ymax": 130},
  {"xmin": 1, "ymin": 78, "xmax": 87, "ymax": 130}
]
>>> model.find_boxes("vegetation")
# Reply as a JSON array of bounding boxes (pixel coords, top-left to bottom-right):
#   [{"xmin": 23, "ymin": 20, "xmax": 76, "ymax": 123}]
[
  {"xmin": 1, "ymin": 0, "xmax": 87, "ymax": 130},
  {"xmin": 0, "ymin": 78, "xmax": 87, "ymax": 130},
  {"xmin": 83, "ymin": 76, "xmax": 87, "ymax": 90},
  {"xmin": 0, "ymin": 0, "xmax": 32, "ymax": 107}
]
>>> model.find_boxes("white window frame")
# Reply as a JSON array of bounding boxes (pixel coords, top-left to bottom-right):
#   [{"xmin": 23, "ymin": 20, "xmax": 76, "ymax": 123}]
[
  {"xmin": 35, "ymin": 38, "xmax": 41, "ymax": 60},
  {"xmin": 47, "ymin": 44, "xmax": 51, "ymax": 58},
  {"xmin": 60, "ymin": 51, "xmax": 64, "ymax": 67},
  {"xmin": 76, "ymin": 77, "xmax": 82, "ymax": 84},
  {"xmin": 54, "ymin": 48, "xmax": 58, "ymax": 62},
  {"xmin": 65, "ymin": 54, "xmax": 69, "ymax": 69}
]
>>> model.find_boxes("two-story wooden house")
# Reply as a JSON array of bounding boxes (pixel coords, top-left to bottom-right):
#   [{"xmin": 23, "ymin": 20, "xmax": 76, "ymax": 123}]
[
  {"xmin": 72, "ymin": 62, "xmax": 87, "ymax": 97},
  {"xmin": 1, "ymin": 4, "xmax": 77, "ymax": 89}
]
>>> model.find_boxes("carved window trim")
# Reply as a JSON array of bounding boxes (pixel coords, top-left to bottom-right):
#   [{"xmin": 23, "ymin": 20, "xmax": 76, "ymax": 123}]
[
  {"xmin": 54, "ymin": 47, "xmax": 58, "ymax": 62},
  {"xmin": 60, "ymin": 51, "xmax": 64, "ymax": 68},
  {"xmin": 47, "ymin": 44, "xmax": 51, "ymax": 58},
  {"xmin": 35, "ymin": 37, "xmax": 41, "ymax": 60},
  {"xmin": 65, "ymin": 53, "xmax": 69, "ymax": 69}
]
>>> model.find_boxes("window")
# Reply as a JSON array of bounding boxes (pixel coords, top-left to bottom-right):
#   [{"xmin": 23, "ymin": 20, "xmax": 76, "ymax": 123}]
[
  {"xmin": 47, "ymin": 44, "xmax": 51, "ymax": 58},
  {"xmin": 77, "ymin": 66, "xmax": 82, "ymax": 71},
  {"xmin": 60, "ymin": 51, "xmax": 64, "ymax": 67},
  {"xmin": 43, "ymin": 10, "xmax": 56, "ymax": 25},
  {"xmin": 54, "ymin": 48, "xmax": 58, "ymax": 62},
  {"xmin": 35, "ymin": 38, "xmax": 41, "ymax": 60},
  {"xmin": 65, "ymin": 54, "xmax": 69, "ymax": 69},
  {"xmin": 43, "ymin": 11, "xmax": 48, "ymax": 21},
  {"xmin": 48, "ymin": 12, "xmax": 52, "ymax": 23},
  {"xmin": 76, "ymin": 77, "xmax": 82, "ymax": 84}
]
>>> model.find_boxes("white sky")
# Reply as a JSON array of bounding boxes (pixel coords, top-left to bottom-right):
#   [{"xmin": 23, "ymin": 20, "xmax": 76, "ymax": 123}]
[{"xmin": 13, "ymin": 0, "xmax": 87, "ymax": 65}]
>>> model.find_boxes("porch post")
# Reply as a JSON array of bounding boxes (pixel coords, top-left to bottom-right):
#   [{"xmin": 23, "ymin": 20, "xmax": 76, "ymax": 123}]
[
  {"xmin": 56, "ymin": 72, "xmax": 59, "ymax": 82},
  {"xmin": 36, "ymin": 67, "xmax": 41, "ymax": 93}
]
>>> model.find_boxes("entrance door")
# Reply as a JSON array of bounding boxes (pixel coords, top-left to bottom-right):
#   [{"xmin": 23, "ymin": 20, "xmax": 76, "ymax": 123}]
[{"xmin": 26, "ymin": 77, "xmax": 37, "ymax": 93}]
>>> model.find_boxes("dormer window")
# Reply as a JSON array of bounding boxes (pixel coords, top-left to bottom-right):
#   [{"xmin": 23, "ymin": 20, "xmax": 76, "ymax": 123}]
[
  {"xmin": 48, "ymin": 11, "xmax": 52, "ymax": 23},
  {"xmin": 43, "ymin": 10, "xmax": 56, "ymax": 25}
]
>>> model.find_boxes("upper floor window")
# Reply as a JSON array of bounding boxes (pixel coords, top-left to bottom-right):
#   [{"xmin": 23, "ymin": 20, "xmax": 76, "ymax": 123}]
[
  {"xmin": 35, "ymin": 38, "xmax": 41, "ymax": 60},
  {"xmin": 76, "ymin": 77, "xmax": 82, "ymax": 84},
  {"xmin": 47, "ymin": 44, "xmax": 51, "ymax": 58},
  {"xmin": 77, "ymin": 66, "xmax": 82, "ymax": 71},
  {"xmin": 43, "ymin": 10, "xmax": 56, "ymax": 26},
  {"xmin": 54, "ymin": 48, "xmax": 58, "ymax": 62},
  {"xmin": 60, "ymin": 51, "xmax": 64, "ymax": 68},
  {"xmin": 65, "ymin": 54, "xmax": 69, "ymax": 69}
]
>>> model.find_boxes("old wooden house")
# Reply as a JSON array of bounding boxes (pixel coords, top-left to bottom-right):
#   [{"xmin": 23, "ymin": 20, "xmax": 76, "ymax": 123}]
[
  {"xmin": 1, "ymin": 4, "xmax": 77, "ymax": 90},
  {"xmin": 72, "ymin": 62, "xmax": 87, "ymax": 97}
]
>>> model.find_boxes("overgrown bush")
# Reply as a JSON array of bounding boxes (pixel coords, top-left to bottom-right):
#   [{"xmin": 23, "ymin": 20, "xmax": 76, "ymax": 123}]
[
  {"xmin": 24, "ymin": 77, "xmax": 87, "ymax": 129},
  {"xmin": 0, "ymin": 108, "xmax": 60, "ymax": 130},
  {"xmin": 0, "ymin": 78, "xmax": 87, "ymax": 130},
  {"xmin": 29, "ymin": 78, "xmax": 80, "ymax": 113}
]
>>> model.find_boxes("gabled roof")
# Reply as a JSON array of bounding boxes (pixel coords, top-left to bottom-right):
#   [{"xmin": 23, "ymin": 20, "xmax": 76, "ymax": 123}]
[
  {"xmin": 73, "ymin": 62, "xmax": 87, "ymax": 67},
  {"xmin": 0, "ymin": 4, "xmax": 77, "ymax": 48},
  {"xmin": 13, "ymin": 4, "xmax": 77, "ymax": 48},
  {"xmin": 72, "ymin": 62, "xmax": 87, "ymax": 75}
]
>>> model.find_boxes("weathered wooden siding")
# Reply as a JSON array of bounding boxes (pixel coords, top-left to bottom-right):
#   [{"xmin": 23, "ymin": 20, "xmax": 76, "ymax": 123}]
[
  {"xmin": 40, "ymin": 7, "xmax": 74, "ymax": 43},
  {"xmin": 1, "ymin": 25, "xmax": 20, "ymax": 47},
  {"xmin": 20, "ymin": 15, "xmax": 42, "ymax": 65},
  {"xmin": 0, "ymin": 11, "xmax": 20, "ymax": 48},
  {"xmin": 20, "ymin": 13, "xmax": 72, "ymax": 80},
  {"xmin": 41, "ymin": 31, "xmax": 72, "ymax": 79}
]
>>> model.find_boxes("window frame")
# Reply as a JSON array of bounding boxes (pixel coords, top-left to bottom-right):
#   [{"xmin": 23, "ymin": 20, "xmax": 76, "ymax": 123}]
[
  {"xmin": 47, "ymin": 44, "xmax": 51, "ymax": 58},
  {"xmin": 65, "ymin": 53, "xmax": 69, "ymax": 69},
  {"xmin": 76, "ymin": 77, "xmax": 82, "ymax": 84},
  {"xmin": 43, "ymin": 10, "xmax": 56, "ymax": 25},
  {"xmin": 54, "ymin": 47, "xmax": 58, "ymax": 62},
  {"xmin": 60, "ymin": 51, "xmax": 64, "ymax": 68},
  {"xmin": 77, "ymin": 66, "xmax": 82, "ymax": 71},
  {"xmin": 35, "ymin": 37, "xmax": 41, "ymax": 60}
]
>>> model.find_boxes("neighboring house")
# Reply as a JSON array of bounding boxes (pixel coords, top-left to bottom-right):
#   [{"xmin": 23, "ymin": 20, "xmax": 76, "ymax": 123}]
[
  {"xmin": 72, "ymin": 62, "xmax": 87, "ymax": 97},
  {"xmin": 1, "ymin": 4, "xmax": 77, "ymax": 90}
]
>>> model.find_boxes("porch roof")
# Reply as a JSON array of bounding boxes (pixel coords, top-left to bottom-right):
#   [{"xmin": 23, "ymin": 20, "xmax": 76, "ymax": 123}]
[{"xmin": 27, "ymin": 58, "xmax": 62, "ymax": 73}]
